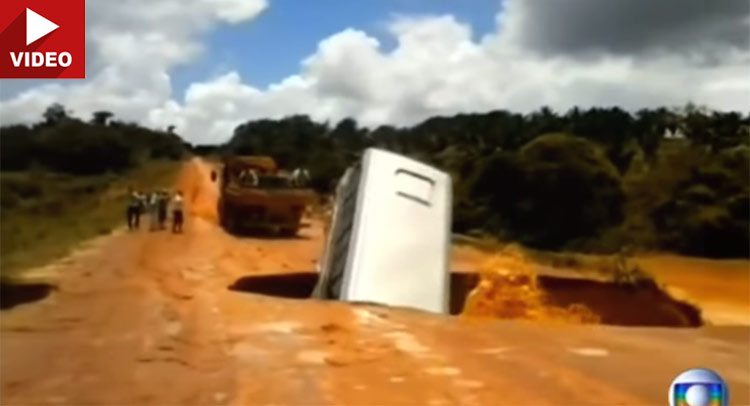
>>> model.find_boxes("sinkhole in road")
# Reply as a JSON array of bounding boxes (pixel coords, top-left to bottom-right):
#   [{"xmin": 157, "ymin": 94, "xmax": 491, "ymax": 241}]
[
  {"xmin": 229, "ymin": 272, "xmax": 319, "ymax": 299},
  {"xmin": 228, "ymin": 272, "xmax": 703, "ymax": 328}
]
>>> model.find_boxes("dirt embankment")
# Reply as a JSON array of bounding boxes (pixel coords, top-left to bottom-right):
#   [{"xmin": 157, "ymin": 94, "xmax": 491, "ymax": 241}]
[
  {"xmin": 1, "ymin": 158, "xmax": 748, "ymax": 406},
  {"xmin": 636, "ymin": 255, "xmax": 750, "ymax": 325}
]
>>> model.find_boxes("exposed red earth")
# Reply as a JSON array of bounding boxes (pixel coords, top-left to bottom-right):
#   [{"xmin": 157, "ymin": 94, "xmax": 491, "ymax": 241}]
[{"xmin": 2, "ymin": 159, "xmax": 748, "ymax": 405}]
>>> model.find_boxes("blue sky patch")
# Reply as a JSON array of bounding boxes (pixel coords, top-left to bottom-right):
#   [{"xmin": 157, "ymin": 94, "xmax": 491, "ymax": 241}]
[{"xmin": 171, "ymin": 0, "xmax": 500, "ymax": 100}]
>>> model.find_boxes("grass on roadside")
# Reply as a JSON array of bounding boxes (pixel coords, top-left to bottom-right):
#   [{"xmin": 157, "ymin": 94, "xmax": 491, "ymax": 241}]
[{"xmin": 1, "ymin": 160, "xmax": 182, "ymax": 279}]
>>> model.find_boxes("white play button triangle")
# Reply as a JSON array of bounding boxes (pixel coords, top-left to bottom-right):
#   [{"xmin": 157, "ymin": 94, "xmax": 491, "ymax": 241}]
[{"xmin": 26, "ymin": 8, "xmax": 59, "ymax": 46}]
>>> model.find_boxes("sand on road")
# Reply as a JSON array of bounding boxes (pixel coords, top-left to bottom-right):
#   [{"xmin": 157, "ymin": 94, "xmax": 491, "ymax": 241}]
[{"xmin": 2, "ymin": 158, "xmax": 748, "ymax": 405}]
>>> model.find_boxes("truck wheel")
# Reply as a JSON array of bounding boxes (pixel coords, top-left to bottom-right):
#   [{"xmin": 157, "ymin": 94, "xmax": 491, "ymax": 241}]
[{"xmin": 228, "ymin": 216, "xmax": 240, "ymax": 234}]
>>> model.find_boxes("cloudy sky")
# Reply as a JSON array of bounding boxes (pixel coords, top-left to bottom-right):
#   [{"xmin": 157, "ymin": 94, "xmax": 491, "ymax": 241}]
[{"xmin": 1, "ymin": 0, "xmax": 748, "ymax": 144}]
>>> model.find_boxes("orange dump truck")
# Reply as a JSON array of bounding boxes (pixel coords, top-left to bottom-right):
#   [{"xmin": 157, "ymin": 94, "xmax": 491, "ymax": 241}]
[{"xmin": 218, "ymin": 156, "xmax": 314, "ymax": 236}]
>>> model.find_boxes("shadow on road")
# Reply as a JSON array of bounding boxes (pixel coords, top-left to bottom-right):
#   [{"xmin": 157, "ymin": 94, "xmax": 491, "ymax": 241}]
[
  {"xmin": 223, "ymin": 230, "xmax": 313, "ymax": 241},
  {"xmin": 228, "ymin": 272, "xmax": 318, "ymax": 298},
  {"xmin": 0, "ymin": 282, "xmax": 54, "ymax": 310},
  {"xmin": 217, "ymin": 208, "xmax": 313, "ymax": 240}
]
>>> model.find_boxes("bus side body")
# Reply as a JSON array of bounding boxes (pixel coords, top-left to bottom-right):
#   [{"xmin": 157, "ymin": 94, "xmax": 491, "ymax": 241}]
[{"xmin": 315, "ymin": 148, "xmax": 452, "ymax": 314}]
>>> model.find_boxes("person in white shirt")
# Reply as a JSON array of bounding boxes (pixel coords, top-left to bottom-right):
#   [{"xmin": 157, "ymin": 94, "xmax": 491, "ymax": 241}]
[
  {"xmin": 148, "ymin": 191, "xmax": 159, "ymax": 231},
  {"xmin": 157, "ymin": 190, "xmax": 169, "ymax": 230},
  {"xmin": 171, "ymin": 191, "xmax": 185, "ymax": 233},
  {"xmin": 291, "ymin": 168, "xmax": 311, "ymax": 187}
]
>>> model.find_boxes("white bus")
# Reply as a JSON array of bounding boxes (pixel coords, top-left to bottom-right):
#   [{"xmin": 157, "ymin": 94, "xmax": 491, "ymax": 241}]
[{"xmin": 312, "ymin": 148, "xmax": 453, "ymax": 314}]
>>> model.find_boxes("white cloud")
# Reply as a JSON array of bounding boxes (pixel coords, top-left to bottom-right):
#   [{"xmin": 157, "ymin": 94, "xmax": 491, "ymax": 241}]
[
  {"xmin": 1, "ymin": 0, "xmax": 748, "ymax": 145},
  {"xmin": 0, "ymin": 0, "xmax": 267, "ymax": 130},
  {"xmin": 210, "ymin": 0, "xmax": 268, "ymax": 24}
]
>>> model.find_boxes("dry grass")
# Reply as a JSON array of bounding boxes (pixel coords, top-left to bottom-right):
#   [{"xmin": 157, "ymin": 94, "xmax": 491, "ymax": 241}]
[
  {"xmin": 1, "ymin": 160, "xmax": 181, "ymax": 278},
  {"xmin": 524, "ymin": 249, "xmax": 654, "ymax": 285}
]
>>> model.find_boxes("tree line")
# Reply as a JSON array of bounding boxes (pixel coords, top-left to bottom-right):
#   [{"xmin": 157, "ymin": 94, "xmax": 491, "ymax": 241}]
[
  {"xmin": 1, "ymin": 103, "xmax": 747, "ymax": 258},
  {"xmin": 0, "ymin": 103, "xmax": 187, "ymax": 175},
  {"xmin": 219, "ymin": 105, "xmax": 749, "ymax": 258}
]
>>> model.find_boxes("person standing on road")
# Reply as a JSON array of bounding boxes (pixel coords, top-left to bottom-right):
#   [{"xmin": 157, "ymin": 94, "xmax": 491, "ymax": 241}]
[
  {"xmin": 126, "ymin": 187, "xmax": 143, "ymax": 230},
  {"xmin": 157, "ymin": 190, "xmax": 169, "ymax": 230},
  {"xmin": 148, "ymin": 191, "xmax": 160, "ymax": 231},
  {"xmin": 171, "ymin": 190, "xmax": 185, "ymax": 234}
]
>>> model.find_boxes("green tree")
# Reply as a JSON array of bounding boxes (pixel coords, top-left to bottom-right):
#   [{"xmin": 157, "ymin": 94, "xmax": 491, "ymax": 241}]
[
  {"xmin": 467, "ymin": 134, "xmax": 624, "ymax": 249},
  {"xmin": 330, "ymin": 118, "xmax": 366, "ymax": 151},
  {"xmin": 91, "ymin": 111, "xmax": 114, "ymax": 126},
  {"xmin": 0, "ymin": 124, "xmax": 36, "ymax": 170},
  {"xmin": 42, "ymin": 103, "xmax": 67, "ymax": 125}
]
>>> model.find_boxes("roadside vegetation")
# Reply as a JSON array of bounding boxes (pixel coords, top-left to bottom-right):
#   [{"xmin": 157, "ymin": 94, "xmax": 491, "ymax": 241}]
[
  {"xmin": 0, "ymin": 104, "xmax": 186, "ymax": 278},
  {"xmin": 219, "ymin": 104, "xmax": 749, "ymax": 259},
  {"xmin": 2, "ymin": 102, "xmax": 747, "ymax": 282}
]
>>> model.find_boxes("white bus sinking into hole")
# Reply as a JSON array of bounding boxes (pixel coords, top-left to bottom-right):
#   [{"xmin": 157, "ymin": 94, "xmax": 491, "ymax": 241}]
[{"xmin": 312, "ymin": 148, "xmax": 453, "ymax": 314}]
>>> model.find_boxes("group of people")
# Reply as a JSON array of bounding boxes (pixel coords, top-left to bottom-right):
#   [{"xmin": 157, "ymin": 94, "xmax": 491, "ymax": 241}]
[{"xmin": 127, "ymin": 188, "xmax": 185, "ymax": 233}]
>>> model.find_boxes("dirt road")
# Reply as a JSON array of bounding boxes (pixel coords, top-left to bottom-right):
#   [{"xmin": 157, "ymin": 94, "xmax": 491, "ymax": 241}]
[{"xmin": 2, "ymin": 159, "xmax": 749, "ymax": 405}]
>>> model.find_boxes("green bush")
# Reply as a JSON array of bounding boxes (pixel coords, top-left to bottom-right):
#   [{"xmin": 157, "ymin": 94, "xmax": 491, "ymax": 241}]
[
  {"xmin": 463, "ymin": 134, "xmax": 625, "ymax": 249},
  {"xmin": 35, "ymin": 121, "xmax": 134, "ymax": 174}
]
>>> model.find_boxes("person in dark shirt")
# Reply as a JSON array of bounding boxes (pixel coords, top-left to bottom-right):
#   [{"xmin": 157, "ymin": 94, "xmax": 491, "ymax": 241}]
[
  {"xmin": 172, "ymin": 191, "xmax": 185, "ymax": 233},
  {"xmin": 157, "ymin": 190, "xmax": 169, "ymax": 230},
  {"xmin": 147, "ymin": 191, "xmax": 159, "ymax": 231},
  {"xmin": 126, "ymin": 187, "xmax": 143, "ymax": 230}
]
